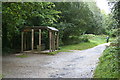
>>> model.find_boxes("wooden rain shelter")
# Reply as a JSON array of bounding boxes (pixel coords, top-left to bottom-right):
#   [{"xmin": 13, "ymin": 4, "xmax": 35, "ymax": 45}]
[{"xmin": 21, "ymin": 26, "xmax": 59, "ymax": 53}]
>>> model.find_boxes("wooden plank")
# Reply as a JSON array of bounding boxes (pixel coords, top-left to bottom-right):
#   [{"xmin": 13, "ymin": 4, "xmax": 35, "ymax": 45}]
[
  {"xmin": 49, "ymin": 31, "xmax": 52, "ymax": 52},
  {"xmin": 56, "ymin": 32, "xmax": 59, "ymax": 50},
  {"xmin": 53, "ymin": 32, "xmax": 56, "ymax": 51},
  {"xmin": 51, "ymin": 32, "xmax": 54, "ymax": 52},
  {"xmin": 21, "ymin": 32, "xmax": 24, "ymax": 52},
  {"xmin": 39, "ymin": 29, "xmax": 41, "ymax": 51},
  {"xmin": 52, "ymin": 32, "xmax": 54, "ymax": 51},
  {"xmin": 55, "ymin": 32, "xmax": 57, "ymax": 50},
  {"xmin": 31, "ymin": 29, "xmax": 34, "ymax": 50}
]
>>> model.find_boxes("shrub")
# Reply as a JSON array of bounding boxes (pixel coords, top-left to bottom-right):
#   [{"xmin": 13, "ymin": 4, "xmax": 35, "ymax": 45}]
[
  {"xmin": 63, "ymin": 35, "xmax": 90, "ymax": 45},
  {"xmin": 108, "ymin": 29, "xmax": 118, "ymax": 37},
  {"xmin": 79, "ymin": 35, "xmax": 89, "ymax": 42},
  {"xmin": 94, "ymin": 40, "xmax": 120, "ymax": 78}
]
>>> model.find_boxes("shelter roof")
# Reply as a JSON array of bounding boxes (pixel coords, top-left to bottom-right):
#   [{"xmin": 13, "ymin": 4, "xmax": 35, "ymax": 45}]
[{"xmin": 22, "ymin": 26, "xmax": 58, "ymax": 32}]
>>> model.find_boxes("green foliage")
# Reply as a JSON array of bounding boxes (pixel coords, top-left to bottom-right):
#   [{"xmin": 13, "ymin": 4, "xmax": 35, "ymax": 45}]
[
  {"xmin": 94, "ymin": 1, "xmax": 120, "ymax": 78},
  {"xmin": 0, "ymin": 74, "xmax": 4, "ymax": 79},
  {"xmin": 94, "ymin": 43, "xmax": 120, "ymax": 78},
  {"xmin": 63, "ymin": 35, "xmax": 89, "ymax": 45},
  {"xmin": 103, "ymin": 13, "xmax": 118, "ymax": 36},
  {"xmin": 87, "ymin": 2, "xmax": 104, "ymax": 34},
  {"xmin": 2, "ymin": 2, "xmax": 113, "ymax": 54},
  {"xmin": 79, "ymin": 35, "xmax": 89, "ymax": 42},
  {"xmin": 2, "ymin": 2, "xmax": 60, "ymax": 51},
  {"xmin": 109, "ymin": 29, "xmax": 118, "ymax": 37},
  {"xmin": 54, "ymin": 2, "xmax": 103, "ymax": 45},
  {"xmin": 88, "ymin": 35, "xmax": 106, "ymax": 44}
]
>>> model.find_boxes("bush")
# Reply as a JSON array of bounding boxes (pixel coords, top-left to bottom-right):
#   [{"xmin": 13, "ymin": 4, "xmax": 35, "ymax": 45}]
[
  {"xmin": 63, "ymin": 36, "xmax": 81, "ymax": 45},
  {"xmin": 63, "ymin": 35, "xmax": 90, "ymax": 45},
  {"xmin": 79, "ymin": 35, "xmax": 89, "ymax": 42},
  {"xmin": 108, "ymin": 29, "xmax": 118, "ymax": 37},
  {"xmin": 94, "ymin": 40, "xmax": 120, "ymax": 78}
]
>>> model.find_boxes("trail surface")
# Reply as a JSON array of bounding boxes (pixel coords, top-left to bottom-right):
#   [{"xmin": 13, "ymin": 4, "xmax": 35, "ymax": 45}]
[{"xmin": 3, "ymin": 43, "xmax": 110, "ymax": 78}]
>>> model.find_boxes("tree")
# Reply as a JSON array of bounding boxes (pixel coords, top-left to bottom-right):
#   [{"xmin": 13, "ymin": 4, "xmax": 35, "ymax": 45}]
[
  {"xmin": 54, "ymin": 2, "xmax": 103, "ymax": 44},
  {"xmin": 2, "ymin": 2, "xmax": 60, "ymax": 50}
]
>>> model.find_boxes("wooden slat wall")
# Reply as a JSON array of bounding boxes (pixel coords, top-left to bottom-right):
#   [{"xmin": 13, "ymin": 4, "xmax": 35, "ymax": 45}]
[
  {"xmin": 21, "ymin": 27, "xmax": 59, "ymax": 52},
  {"xmin": 49, "ymin": 31, "xmax": 52, "ymax": 52},
  {"xmin": 56, "ymin": 32, "xmax": 59, "ymax": 50}
]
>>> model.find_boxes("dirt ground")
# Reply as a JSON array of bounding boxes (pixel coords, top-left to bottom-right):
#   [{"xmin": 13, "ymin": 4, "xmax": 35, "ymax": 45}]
[{"xmin": 2, "ymin": 43, "xmax": 110, "ymax": 78}]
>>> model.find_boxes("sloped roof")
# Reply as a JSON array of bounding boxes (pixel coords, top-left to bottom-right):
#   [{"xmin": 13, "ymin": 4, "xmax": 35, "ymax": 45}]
[
  {"xmin": 47, "ymin": 26, "xmax": 58, "ymax": 31},
  {"xmin": 22, "ymin": 26, "xmax": 58, "ymax": 32}
]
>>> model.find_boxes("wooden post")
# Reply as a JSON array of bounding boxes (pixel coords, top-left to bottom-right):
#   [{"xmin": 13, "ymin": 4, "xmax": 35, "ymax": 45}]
[
  {"xmin": 49, "ymin": 31, "xmax": 52, "ymax": 52},
  {"xmin": 56, "ymin": 32, "xmax": 59, "ymax": 50},
  {"xmin": 55, "ymin": 32, "xmax": 57, "ymax": 50},
  {"xmin": 52, "ymin": 32, "xmax": 54, "ymax": 51},
  {"xmin": 39, "ymin": 29, "xmax": 41, "ymax": 51},
  {"xmin": 52, "ymin": 32, "xmax": 54, "ymax": 52},
  {"xmin": 53, "ymin": 32, "xmax": 56, "ymax": 51},
  {"xmin": 31, "ymin": 29, "xmax": 34, "ymax": 50},
  {"xmin": 21, "ymin": 32, "xmax": 24, "ymax": 52},
  {"xmin": 55, "ymin": 33, "xmax": 57, "ymax": 50}
]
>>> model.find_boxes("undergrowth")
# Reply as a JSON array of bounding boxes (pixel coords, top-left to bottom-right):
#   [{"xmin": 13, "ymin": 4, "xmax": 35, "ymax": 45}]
[
  {"xmin": 94, "ymin": 40, "xmax": 120, "ymax": 78},
  {"xmin": 0, "ymin": 74, "xmax": 3, "ymax": 79}
]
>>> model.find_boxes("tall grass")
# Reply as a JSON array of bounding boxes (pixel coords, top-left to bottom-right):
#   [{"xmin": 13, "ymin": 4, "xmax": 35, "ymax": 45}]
[
  {"xmin": 94, "ymin": 45, "xmax": 119, "ymax": 78},
  {"xmin": 0, "ymin": 74, "xmax": 3, "ymax": 79}
]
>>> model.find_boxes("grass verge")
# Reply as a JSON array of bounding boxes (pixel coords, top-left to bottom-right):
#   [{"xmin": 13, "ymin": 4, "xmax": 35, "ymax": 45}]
[
  {"xmin": 48, "ymin": 42, "xmax": 98, "ymax": 55},
  {"xmin": 0, "ymin": 74, "xmax": 3, "ymax": 79},
  {"xmin": 48, "ymin": 35, "xmax": 114, "ymax": 55},
  {"xmin": 93, "ymin": 44, "xmax": 120, "ymax": 78}
]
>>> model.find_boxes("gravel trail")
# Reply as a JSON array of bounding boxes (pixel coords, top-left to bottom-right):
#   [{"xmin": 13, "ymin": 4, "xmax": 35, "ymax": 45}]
[{"xmin": 2, "ymin": 43, "xmax": 110, "ymax": 78}]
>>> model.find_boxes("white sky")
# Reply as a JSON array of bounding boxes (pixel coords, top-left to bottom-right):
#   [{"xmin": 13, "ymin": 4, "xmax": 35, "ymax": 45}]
[{"xmin": 96, "ymin": 0, "xmax": 111, "ymax": 14}]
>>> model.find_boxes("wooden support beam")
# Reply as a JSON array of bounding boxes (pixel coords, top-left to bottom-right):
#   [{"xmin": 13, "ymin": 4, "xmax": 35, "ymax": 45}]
[
  {"xmin": 31, "ymin": 29, "xmax": 34, "ymax": 50},
  {"xmin": 21, "ymin": 32, "xmax": 24, "ymax": 52},
  {"xmin": 56, "ymin": 32, "xmax": 59, "ymax": 50},
  {"xmin": 52, "ymin": 32, "xmax": 54, "ymax": 52},
  {"xmin": 49, "ymin": 31, "xmax": 52, "ymax": 52},
  {"xmin": 39, "ymin": 29, "xmax": 41, "ymax": 51},
  {"xmin": 53, "ymin": 32, "xmax": 56, "ymax": 51},
  {"xmin": 55, "ymin": 34, "xmax": 57, "ymax": 50},
  {"xmin": 52, "ymin": 32, "xmax": 54, "ymax": 51},
  {"xmin": 55, "ymin": 32, "xmax": 57, "ymax": 50}
]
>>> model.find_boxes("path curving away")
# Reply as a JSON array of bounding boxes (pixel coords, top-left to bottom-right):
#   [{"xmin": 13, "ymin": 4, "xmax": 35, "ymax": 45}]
[{"xmin": 2, "ymin": 43, "xmax": 110, "ymax": 78}]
